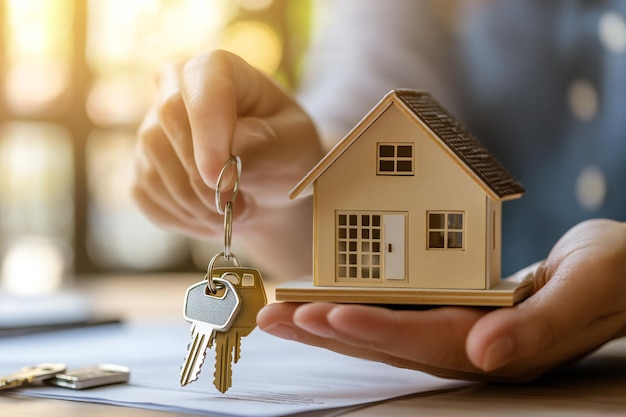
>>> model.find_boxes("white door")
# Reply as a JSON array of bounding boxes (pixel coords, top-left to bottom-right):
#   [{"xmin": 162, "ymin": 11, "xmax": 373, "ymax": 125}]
[{"xmin": 383, "ymin": 214, "xmax": 406, "ymax": 280}]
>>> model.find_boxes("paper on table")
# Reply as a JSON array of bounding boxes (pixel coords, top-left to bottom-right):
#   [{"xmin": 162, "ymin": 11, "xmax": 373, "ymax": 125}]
[
  {"xmin": 0, "ymin": 321, "xmax": 469, "ymax": 416},
  {"xmin": 0, "ymin": 291, "xmax": 93, "ymax": 328}
]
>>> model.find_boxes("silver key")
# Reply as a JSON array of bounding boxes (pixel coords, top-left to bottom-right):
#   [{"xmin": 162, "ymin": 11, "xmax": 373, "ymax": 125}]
[
  {"xmin": 48, "ymin": 364, "xmax": 130, "ymax": 390},
  {"xmin": 180, "ymin": 277, "xmax": 241, "ymax": 386},
  {"xmin": 0, "ymin": 363, "xmax": 66, "ymax": 390}
]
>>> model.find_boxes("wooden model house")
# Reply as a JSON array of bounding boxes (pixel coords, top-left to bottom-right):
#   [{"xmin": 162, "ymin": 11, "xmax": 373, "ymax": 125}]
[{"xmin": 276, "ymin": 90, "xmax": 532, "ymax": 306}]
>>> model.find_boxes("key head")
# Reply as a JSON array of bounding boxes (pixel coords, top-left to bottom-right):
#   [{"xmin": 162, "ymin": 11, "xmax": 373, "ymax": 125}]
[
  {"xmin": 183, "ymin": 278, "xmax": 241, "ymax": 331},
  {"xmin": 0, "ymin": 363, "xmax": 66, "ymax": 390},
  {"xmin": 25, "ymin": 363, "xmax": 67, "ymax": 384},
  {"xmin": 212, "ymin": 267, "xmax": 267, "ymax": 337}
]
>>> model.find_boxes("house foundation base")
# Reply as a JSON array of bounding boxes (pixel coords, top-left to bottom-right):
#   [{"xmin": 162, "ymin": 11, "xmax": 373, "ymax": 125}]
[{"xmin": 276, "ymin": 276, "xmax": 533, "ymax": 307}]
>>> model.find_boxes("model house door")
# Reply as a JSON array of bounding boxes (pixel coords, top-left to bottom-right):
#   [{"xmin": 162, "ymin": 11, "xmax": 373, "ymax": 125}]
[
  {"xmin": 383, "ymin": 214, "xmax": 406, "ymax": 280},
  {"xmin": 335, "ymin": 211, "xmax": 406, "ymax": 282}
]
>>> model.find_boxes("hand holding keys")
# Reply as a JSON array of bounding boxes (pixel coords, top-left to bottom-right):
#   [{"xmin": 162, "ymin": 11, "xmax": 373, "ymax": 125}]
[{"xmin": 180, "ymin": 156, "xmax": 268, "ymax": 393}]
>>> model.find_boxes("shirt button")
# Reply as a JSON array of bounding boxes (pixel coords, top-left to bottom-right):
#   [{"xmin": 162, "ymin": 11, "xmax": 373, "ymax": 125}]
[
  {"xmin": 598, "ymin": 11, "xmax": 626, "ymax": 53},
  {"xmin": 576, "ymin": 165, "xmax": 607, "ymax": 211},
  {"xmin": 567, "ymin": 79, "xmax": 598, "ymax": 122}
]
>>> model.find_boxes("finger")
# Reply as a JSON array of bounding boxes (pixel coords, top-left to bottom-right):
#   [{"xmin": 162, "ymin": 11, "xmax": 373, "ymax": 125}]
[
  {"xmin": 156, "ymin": 64, "xmax": 216, "ymax": 211},
  {"xmin": 467, "ymin": 220, "xmax": 626, "ymax": 372},
  {"xmin": 156, "ymin": 63, "xmax": 194, "ymax": 172},
  {"xmin": 256, "ymin": 302, "xmax": 305, "ymax": 340},
  {"xmin": 181, "ymin": 50, "xmax": 290, "ymax": 186},
  {"xmin": 297, "ymin": 303, "xmax": 488, "ymax": 372},
  {"xmin": 132, "ymin": 180, "xmax": 218, "ymax": 239},
  {"xmin": 133, "ymin": 147, "xmax": 192, "ymax": 224},
  {"xmin": 138, "ymin": 107, "xmax": 213, "ymax": 218},
  {"xmin": 257, "ymin": 303, "xmax": 501, "ymax": 382},
  {"xmin": 260, "ymin": 302, "xmax": 483, "ymax": 371},
  {"xmin": 133, "ymin": 138, "xmax": 222, "ymax": 238},
  {"xmin": 257, "ymin": 303, "xmax": 451, "ymax": 376}
]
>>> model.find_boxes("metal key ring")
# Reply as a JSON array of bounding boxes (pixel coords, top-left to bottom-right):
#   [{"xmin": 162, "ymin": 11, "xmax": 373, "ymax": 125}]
[
  {"xmin": 215, "ymin": 156, "xmax": 242, "ymax": 216},
  {"xmin": 223, "ymin": 201, "xmax": 233, "ymax": 260},
  {"xmin": 204, "ymin": 251, "xmax": 240, "ymax": 293}
]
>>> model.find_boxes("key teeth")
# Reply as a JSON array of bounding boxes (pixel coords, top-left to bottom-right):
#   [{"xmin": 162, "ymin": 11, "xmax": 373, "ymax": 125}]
[
  {"xmin": 234, "ymin": 334, "xmax": 241, "ymax": 363},
  {"xmin": 180, "ymin": 331, "xmax": 213, "ymax": 387},
  {"xmin": 180, "ymin": 350, "xmax": 205, "ymax": 386},
  {"xmin": 213, "ymin": 334, "xmax": 234, "ymax": 393},
  {"xmin": 213, "ymin": 354, "xmax": 232, "ymax": 392},
  {"xmin": 180, "ymin": 376, "xmax": 197, "ymax": 387}
]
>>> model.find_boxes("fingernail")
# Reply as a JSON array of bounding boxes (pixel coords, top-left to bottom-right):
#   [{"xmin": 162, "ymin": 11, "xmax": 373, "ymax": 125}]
[
  {"xmin": 262, "ymin": 324, "xmax": 297, "ymax": 341},
  {"xmin": 482, "ymin": 336, "xmax": 515, "ymax": 371}
]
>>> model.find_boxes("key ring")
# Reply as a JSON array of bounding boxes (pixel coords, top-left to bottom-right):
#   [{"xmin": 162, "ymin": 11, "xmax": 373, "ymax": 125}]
[
  {"xmin": 206, "ymin": 156, "xmax": 242, "ymax": 293},
  {"xmin": 223, "ymin": 201, "xmax": 233, "ymax": 260},
  {"xmin": 215, "ymin": 156, "xmax": 241, "ymax": 216},
  {"xmin": 216, "ymin": 156, "xmax": 240, "ymax": 261},
  {"xmin": 204, "ymin": 252, "xmax": 240, "ymax": 293}
]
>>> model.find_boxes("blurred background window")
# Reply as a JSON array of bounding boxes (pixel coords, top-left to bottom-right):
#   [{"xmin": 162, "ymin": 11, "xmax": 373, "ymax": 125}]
[{"xmin": 0, "ymin": 0, "xmax": 311, "ymax": 294}]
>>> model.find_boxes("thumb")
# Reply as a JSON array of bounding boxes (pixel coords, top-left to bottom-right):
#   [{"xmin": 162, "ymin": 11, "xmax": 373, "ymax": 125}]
[{"xmin": 466, "ymin": 220, "xmax": 626, "ymax": 372}]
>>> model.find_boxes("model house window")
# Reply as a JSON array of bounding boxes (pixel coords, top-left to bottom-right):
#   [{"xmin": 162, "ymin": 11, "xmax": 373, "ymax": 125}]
[
  {"xmin": 377, "ymin": 143, "xmax": 414, "ymax": 175},
  {"xmin": 428, "ymin": 211, "xmax": 464, "ymax": 249},
  {"xmin": 336, "ymin": 212, "xmax": 381, "ymax": 279}
]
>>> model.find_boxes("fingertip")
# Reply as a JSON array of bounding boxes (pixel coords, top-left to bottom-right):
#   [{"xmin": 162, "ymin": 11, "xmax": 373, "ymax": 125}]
[
  {"xmin": 467, "ymin": 305, "xmax": 555, "ymax": 372},
  {"xmin": 255, "ymin": 305, "xmax": 274, "ymax": 329},
  {"xmin": 256, "ymin": 302, "xmax": 298, "ymax": 326},
  {"xmin": 257, "ymin": 303, "xmax": 305, "ymax": 341},
  {"xmin": 469, "ymin": 335, "xmax": 516, "ymax": 372},
  {"xmin": 466, "ymin": 309, "xmax": 519, "ymax": 371},
  {"xmin": 292, "ymin": 303, "xmax": 337, "ymax": 338},
  {"xmin": 260, "ymin": 322, "xmax": 298, "ymax": 341}
]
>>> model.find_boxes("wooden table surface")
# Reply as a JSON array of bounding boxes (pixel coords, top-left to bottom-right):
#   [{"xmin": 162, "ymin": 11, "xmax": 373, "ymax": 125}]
[{"xmin": 1, "ymin": 274, "xmax": 625, "ymax": 416}]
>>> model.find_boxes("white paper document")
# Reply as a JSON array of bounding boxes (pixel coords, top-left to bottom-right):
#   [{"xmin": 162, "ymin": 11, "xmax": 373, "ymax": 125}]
[{"xmin": 0, "ymin": 321, "xmax": 468, "ymax": 416}]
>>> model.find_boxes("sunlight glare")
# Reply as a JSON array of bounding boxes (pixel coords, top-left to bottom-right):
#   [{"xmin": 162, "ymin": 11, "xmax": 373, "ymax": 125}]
[
  {"xmin": 87, "ymin": 0, "xmax": 235, "ymax": 71},
  {"xmin": 5, "ymin": 0, "xmax": 72, "ymax": 113},
  {"xmin": 220, "ymin": 21, "xmax": 282, "ymax": 74},
  {"xmin": 87, "ymin": 75, "xmax": 151, "ymax": 126},
  {"xmin": 1, "ymin": 237, "xmax": 67, "ymax": 296},
  {"xmin": 238, "ymin": 0, "xmax": 274, "ymax": 12}
]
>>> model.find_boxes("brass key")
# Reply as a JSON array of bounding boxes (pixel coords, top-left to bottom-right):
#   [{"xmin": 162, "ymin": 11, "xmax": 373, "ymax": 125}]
[
  {"xmin": 212, "ymin": 267, "xmax": 267, "ymax": 393},
  {"xmin": 0, "ymin": 363, "xmax": 66, "ymax": 390}
]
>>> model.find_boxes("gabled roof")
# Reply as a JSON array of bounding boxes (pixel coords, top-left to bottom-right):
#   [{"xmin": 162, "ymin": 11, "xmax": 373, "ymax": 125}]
[{"xmin": 290, "ymin": 89, "xmax": 525, "ymax": 201}]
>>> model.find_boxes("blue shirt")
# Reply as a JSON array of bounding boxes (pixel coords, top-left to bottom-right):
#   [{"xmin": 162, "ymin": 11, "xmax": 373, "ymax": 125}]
[{"xmin": 458, "ymin": 1, "xmax": 626, "ymax": 274}]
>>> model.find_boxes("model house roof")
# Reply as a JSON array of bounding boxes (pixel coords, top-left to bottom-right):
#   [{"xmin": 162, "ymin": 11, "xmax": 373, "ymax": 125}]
[{"xmin": 290, "ymin": 89, "xmax": 525, "ymax": 200}]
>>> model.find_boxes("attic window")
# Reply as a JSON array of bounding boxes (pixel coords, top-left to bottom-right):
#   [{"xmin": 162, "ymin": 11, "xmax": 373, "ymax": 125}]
[{"xmin": 377, "ymin": 143, "xmax": 414, "ymax": 175}]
